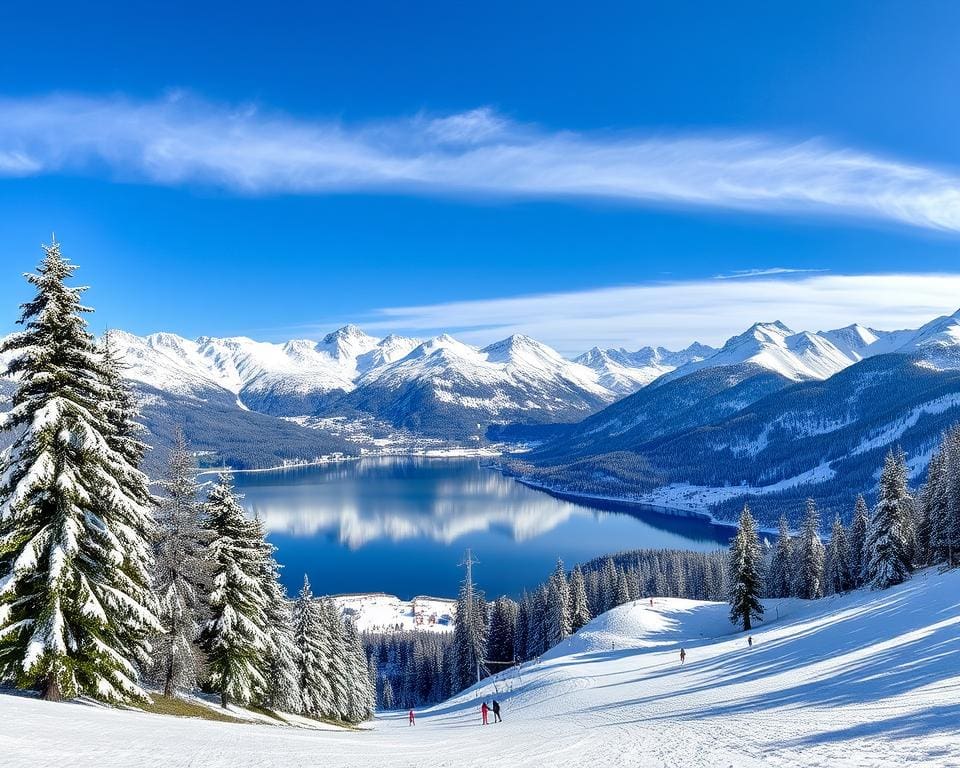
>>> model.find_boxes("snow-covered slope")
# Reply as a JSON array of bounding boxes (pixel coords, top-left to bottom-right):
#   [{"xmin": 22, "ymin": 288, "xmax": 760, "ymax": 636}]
[
  {"xmin": 3, "ymin": 568, "xmax": 956, "ymax": 767},
  {"xmin": 336, "ymin": 334, "xmax": 616, "ymax": 437},
  {"xmin": 575, "ymin": 342, "xmax": 716, "ymax": 394},
  {"xmin": 659, "ymin": 321, "xmax": 877, "ymax": 384}
]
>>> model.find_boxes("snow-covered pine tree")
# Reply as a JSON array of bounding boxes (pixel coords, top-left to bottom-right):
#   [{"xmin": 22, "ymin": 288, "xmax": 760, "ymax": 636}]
[
  {"xmin": 614, "ymin": 568, "xmax": 631, "ymax": 606},
  {"xmin": 451, "ymin": 549, "xmax": 487, "ymax": 692},
  {"xmin": 381, "ymin": 676, "xmax": 395, "ymax": 710},
  {"xmin": 824, "ymin": 514, "xmax": 851, "ymax": 595},
  {"xmin": 867, "ymin": 450, "xmax": 913, "ymax": 589},
  {"xmin": 342, "ymin": 619, "xmax": 375, "ymax": 723},
  {"xmin": 794, "ymin": 499, "xmax": 825, "ymax": 600},
  {"xmin": 568, "ymin": 565, "xmax": 591, "ymax": 632},
  {"xmin": 767, "ymin": 514, "xmax": 793, "ymax": 598},
  {"xmin": 321, "ymin": 597, "xmax": 352, "ymax": 721},
  {"xmin": 199, "ymin": 472, "xmax": 268, "ymax": 708},
  {"xmin": 0, "ymin": 240, "xmax": 160, "ymax": 703},
  {"xmin": 486, "ymin": 596, "xmax": 518, "ymax": 667},
  {"xmin": 916, "ymin": 443, "xmax": 945, "ymax": 567},
  {"xmin": 514, "ymin": 593, "xmax": 529, "ymax": 660},
  {"xmin": 545, "ymin": 559, "xmax": 571, "ymax": 648},
  {"xmin": 251, "ymin": 517, "xmax": 300, "ymax": 714},
  {"xmin": 847, "ymin": 495, "xmax": 870, "ymax": 587},
  {"xmin": 937, "ymin": 426, "xmax": 960, "ymax": 568},
  {"xmin": 293, "ymin": 576, "xmax": 333, "ymax": 717},
  {"xmin": 728, "ymin": 504, "xmax": 764, "ymax": 631},
  {"xmin": 600, "ymin": 557, "xmax": 618, "ymax": 611},
  {"xmin": 151, "ymin": 427, "xmax": 211, "ymax": 698}
]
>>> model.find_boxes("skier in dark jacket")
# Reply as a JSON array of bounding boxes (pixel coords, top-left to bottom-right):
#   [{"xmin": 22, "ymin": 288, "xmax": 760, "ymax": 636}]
[
  {"xmin": 680, "ymin": 648, "xmax": 686, "ymax": 665},
  {"xmin": 492, "ymin": 700, "xmax": 501, "ymax": 722}
]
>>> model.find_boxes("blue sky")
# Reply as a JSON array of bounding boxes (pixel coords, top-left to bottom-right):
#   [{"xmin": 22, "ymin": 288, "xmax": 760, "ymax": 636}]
[{"xmin": 0, "ymin": 2, "xmax": 958, "ymax": 353}]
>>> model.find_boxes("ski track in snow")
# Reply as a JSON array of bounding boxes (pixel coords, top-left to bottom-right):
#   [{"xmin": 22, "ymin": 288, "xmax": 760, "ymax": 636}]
[{"xmin": 2, "ymin": 568, "xmax": 958, "ymax": 767}]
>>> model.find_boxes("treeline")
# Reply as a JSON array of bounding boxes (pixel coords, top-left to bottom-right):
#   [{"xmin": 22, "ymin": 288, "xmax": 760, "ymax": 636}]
[
  {"xmin": 729, "ymin": 442, "xmax": 960, "ymax": 630},
  {"xmin": 365, "ymin": 548, "xmax": 728, "ymax": 710},
  {"xmin": 0, "ymin": 242, "xmax": 374, "ymax": 722}
]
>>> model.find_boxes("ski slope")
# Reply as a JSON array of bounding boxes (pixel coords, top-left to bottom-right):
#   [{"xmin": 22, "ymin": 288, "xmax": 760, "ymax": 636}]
[{"xmin": 2, "ymin": 568, "xmax": 958, "ymax": 767}]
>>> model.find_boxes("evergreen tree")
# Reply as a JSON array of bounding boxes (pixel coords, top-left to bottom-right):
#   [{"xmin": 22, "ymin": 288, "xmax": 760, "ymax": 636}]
[
  {"xmin": 568, "ymin": 565, "xmax": 591, "ymax": 632},
  {"xmin": 728, "ymin": 504, "xmax": 764, "ymax": 631},
  {"xmin": 252, "ymin": 518, "xmax": 300, "ymax": 713},
  {"xmin": 381, "ymin": 676, "xmax": 395, "ymax": 710},
  {"xmin": 847, "ymin": 495, "xmax": 870, "ymax": 587},
  {"xmin": 343, "ymin": 619, "xmax": 375, "ymax": 723},
  {"xmin": 151, "ymin": 428, "xmax": 211, "ymax": 698},
  {"xmin": 487, "ymin": 596, "xmax": 518, "ymax": 666},
  {"xmin": 614, "ymin": 569, "xmax": 631, "ymax": 606},
  {"xmin": 0, "ymin": 240, "xmax": 160, "ymax": 703},
  {"xmin": 932, "ymin": 426, "xmax": 960, "ymax": 568},
  {"xmin": 321, "ymin": 597, "xmax": 352, "ymax": 720},
  {"xmin": 867, "ymin": 450, "xmax": 913, "ymax": 589},
  {"xmin": 451, "ymin": 550, "xmax": 486, "ymax": 692},
  {"xmin": 545, "ymin": 559, "xmax": 571, "ymax": 647},
  {"xmin": 199, "ymin": 473, "xmax": 268, "ymax": 708},
  {"xmin": 767, "ymin": 514, "xmax": 793, "ymax": 598},
  {"xmin": 293, "ymin": 577, "xmax": 332, "ymax": 717},
  {"xmin": 824, "ymin": 514, "xmax": 851, "ymax": 595},
  {"xmin": 794, "ymin": 499, "xmax": 825, "ymax": 600}
]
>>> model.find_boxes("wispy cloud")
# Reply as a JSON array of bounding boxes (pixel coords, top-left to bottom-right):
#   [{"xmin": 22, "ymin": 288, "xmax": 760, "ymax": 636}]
[
  {"xmin": 0, "ymin": 92, "xmax": 959, "ymax": 232},
  {"xmin": 323, "ymin": 273, "xmax": 960, "ymax": 355},
  {"xmin": 713, "ymin": 267, "xmax": 829, "ymax": 280}
]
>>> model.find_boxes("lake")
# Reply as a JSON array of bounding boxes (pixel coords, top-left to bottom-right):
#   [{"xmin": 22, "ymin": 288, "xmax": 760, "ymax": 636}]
[{"xmin": 232, "ymin": 456, "xmax": 734, "ymax": 600}]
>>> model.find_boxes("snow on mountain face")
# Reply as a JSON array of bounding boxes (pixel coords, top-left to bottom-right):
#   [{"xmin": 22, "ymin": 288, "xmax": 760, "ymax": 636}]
[
  {"xmin": 575, "ymin": 343, "xmax": 716, "ymax": 394},
  {"xmin": 658, "ymin": 321, "xmax": 876, "ymax": 384},
  {"xmin": 862, "ymin": 309, "xmax": 960, "ymax": 371}
]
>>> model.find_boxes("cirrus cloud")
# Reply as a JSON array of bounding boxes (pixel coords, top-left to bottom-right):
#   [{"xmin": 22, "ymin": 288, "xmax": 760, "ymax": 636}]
[{"xmin": 0, "ymin": 92, "xmax": 958, "ymax": 232}]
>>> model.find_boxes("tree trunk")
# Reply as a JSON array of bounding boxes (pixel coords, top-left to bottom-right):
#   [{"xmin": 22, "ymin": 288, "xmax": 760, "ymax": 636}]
[
  {"xmin": 42, "ymin": 675, "xmax": 63, "ymax": 702},
  {"xmin": 221, "ymin": 690, "xmax": 229, "ymax": 709},
  {"xmin": 744, "ymin": 614, "xmax": 752, "ymax": 632}
]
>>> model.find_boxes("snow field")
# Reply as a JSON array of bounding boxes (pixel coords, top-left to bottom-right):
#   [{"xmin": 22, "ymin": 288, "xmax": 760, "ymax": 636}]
[{"xmin": 2, "ymin": 567, "xmax": 958, "ymax": 767}]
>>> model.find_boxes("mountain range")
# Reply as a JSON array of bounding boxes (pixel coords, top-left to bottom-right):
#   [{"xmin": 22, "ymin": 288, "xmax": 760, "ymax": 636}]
[{"xmin": 4, "ymin": 310, "xmax": 960, "ymax": 525}]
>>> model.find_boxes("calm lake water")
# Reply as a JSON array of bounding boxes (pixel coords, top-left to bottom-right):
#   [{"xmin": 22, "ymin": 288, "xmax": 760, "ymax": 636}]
[{"xmin": 232, "ymin": 457, "xmax": 734, "ymax": 600}]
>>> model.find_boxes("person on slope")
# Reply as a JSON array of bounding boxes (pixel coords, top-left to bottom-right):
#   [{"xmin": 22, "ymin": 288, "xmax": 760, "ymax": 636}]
[
  {"xmin": 481, "ymin": 701, "xmax": 490, "ymax": 725},
  {"xmin": 492, "ymin": 700, "xmax": 502, "ymax": 723},
  {"xmin": 748, "ymin": 636, "xmax": 753, "ymax": 649},
  {"xmin": 680, "ymin": 648, "xmax": 686, "ymax": 665},
  {"xmin": 409, "ymin": 709, "xmax": 416, "ymax": 726}
]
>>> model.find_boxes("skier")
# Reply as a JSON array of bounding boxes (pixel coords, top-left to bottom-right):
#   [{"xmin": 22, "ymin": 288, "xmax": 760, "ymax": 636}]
[
  {"xmin": 481, "ymin": 701, "xmax": 490, "ymax": 725},
  {"xmin": 492, "ymin": 700, "xmax": 501, "ymax": 723},
  {"xmin": 408, "ymin": 709, "xmax": 416, "ymax": 726},
  {"xmin": 748, "ymin": 636, "xmax": 753, "ymax": 648},
  {"xmin": 680, "ymin": 648, "xmax": 686, "ymax": 665}
]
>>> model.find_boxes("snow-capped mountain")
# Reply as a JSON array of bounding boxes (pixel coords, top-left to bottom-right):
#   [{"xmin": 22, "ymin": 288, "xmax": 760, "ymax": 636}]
[
  {"xmin": 519, "ymin": 309, "xmax": 960, "ymax": 526},
  {"xmin": 657, "ymin": 321, "xmax": 881, "ymax": 385},
  {"xmin": 575, "ymin": 343, "xmax": 716, "ymax": 394},
  {"xmin": 337, "ymin": 334, "xmax": 615, "ymax": 437}
]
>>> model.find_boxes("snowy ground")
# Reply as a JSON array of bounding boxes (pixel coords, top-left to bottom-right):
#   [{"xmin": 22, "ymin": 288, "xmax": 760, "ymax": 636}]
[
  {"xmin": 334, "ymin": 593, "xmax": 455, "ymax": 633},
  {"xmin": 2, "ymin": 568, "xmax": 958, "ymax": 767}
]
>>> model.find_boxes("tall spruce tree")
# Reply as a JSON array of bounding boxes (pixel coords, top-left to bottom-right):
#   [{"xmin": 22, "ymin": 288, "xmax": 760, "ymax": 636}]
[
  {"xmin": 824, "ymin": 514, "xmax": 851, "ymax": 595},
  {"xmin": 252, "ymin": 518, "xmax": 300, "ymax": 713},
  {"xmin": 568, "ymin": 565, "xmax": 591, "ymax": 632},
  {"xmin": 293, "ymin": 576, "xmax": 332, "ymax": 717},
  {"xmin": 321, "ymin": 597, "xmax": 352, "ymax": 721},
  {"xmin": 0, "ymin": 240, "xmax": 160, "ymax": 703},
  {"xmin": 487, "ymin": 596, "xmax": 518, "ymax": 666},
  {"xmin": 151, "ymin": 428, "xmax": 211, "ymax": 698},
  {"xmin": 545, "ymin": 559, "xmax": 571, "ymax": 648},
  {"xmin": 848, "ymin": 495, "xmax": 870, "ymax": 587},
  {"xmin": 451, "ymin": 550, "xmax": 486, "ymax": 692},
  {"xmin": 342, "ymin": 619, "xmax": 375, "ymax": 723},
  {"xmin": 867, "ymin": 450, "xmax": 913, "ymax": 589},
  {"xmin": 199, "ymin": 472, "xmax": 268, "ymax": 708},
  {"xmin": 728, "ymin": 504, "xmax": 764, "ymax": 631},
  {"xmin": 795, "ymin": 499, "xmax": 825, "ymax": 600},
  {"xmin": 767, "ymin": 514, "xmax": 794, "ymax": 598}
]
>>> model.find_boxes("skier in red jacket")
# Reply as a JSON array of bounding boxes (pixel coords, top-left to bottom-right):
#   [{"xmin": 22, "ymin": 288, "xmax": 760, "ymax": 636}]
[
  {"xmin": 408, "ymin": 709, "xmax": 415, "ymax": 726},
  {"xmin": 481, "ymin": 702, "xmax": 489, "ymax": 725}
]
